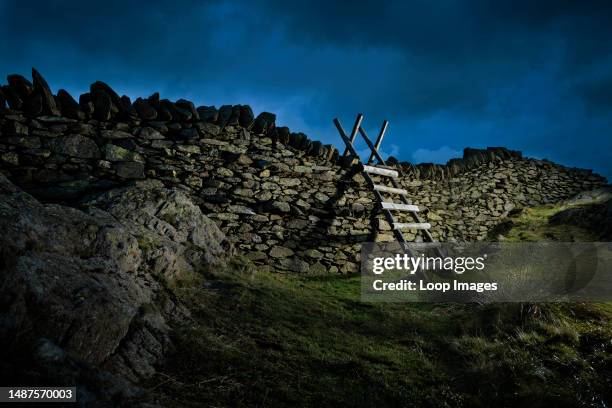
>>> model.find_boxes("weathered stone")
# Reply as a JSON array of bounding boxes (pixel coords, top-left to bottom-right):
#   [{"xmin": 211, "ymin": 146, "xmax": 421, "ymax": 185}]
[
  {"xmin": 178, "ymin": 128, "xmax": 198, "ymax": 140},
  {"xmin": 255, "ymin": 191, "xmax": 273, "ymax": 201},
  {"xmin": 119, "ymin": 95, "xmax": 138, "ymax": 119},
  {"xmin": 157, "ymin": 105, "xmax": 173, "ymax": 121},
  {"xmin": 377, "ymin": 219, "xmax": 391, "ymax": 231},
  {"xmin": 352, "ymin": 173, "xmax": 366, "ymax": 184},
  {"xmin": 246, "ymin": 251, "xmax": 267, "ymax": 261},
  {"xmin": 175, "ymin": 99, "xmax": 200, "ymax": 121},
  {"xmin": 201, "ymin": 138, "xmax": 227, "ymax": 146},
  {"xmin": 7, "ymin": 74, "xmax": 33, "ymax": 99},
  {"xmin": 31, "ymin": 68, "xmax": 60, "ymax": 116},
  {"xmin": 274, "ymin": 126, "xmax": 290, "ymax": 144},
  {"xmin": 278, "ymin": 257, "xmax": 310, "ymax": 273},
  {"xmin": 78, "ymin": 92, "xmax": 94, "ymax": 116},
  {"xmin": 194, "ymin": 122, "xmax": 220, "ymax": 136},
  {"xmin": 57, "ymin": 89, "xmax": 84, "ymax": 119},
  {"xmin": 216, "ymin": 167, "xmax": 234, "ymax": 177},
  {"xmin": 91, "ymin": 81, "xmax": 122, "ymax": 110},
  {"xmin": 235, "ymin": 154, "xmax": 253, "ymax": 166},
  {"xmin": 103, "ymin": 144, "xmax": 144, "ymax": 162},
  {"xmin": 233, "ymin": 188, "xmax": 254, "ymax": 197},
  {"xmin": 113, "ymin": 162, "xmax": 145, "ymax": 179},
  {"xmin": 52, "ymin": 134, "xmax": 100, "ymax": 158},
  {"xmin": 239, "ymin": 105, "xmax": 254, "ymax": 128},
  {"xmin": 150, "ymin": 140, "xmax": 173, "ymax": 149},
  {"xmin": 304, "ymin": 249, "xmax": 324, "ymax": 259},
  {"xmin": 92, "ymin": 89, "xmax": 113, "ymax": 121},
  {"xmin": 287, "ymin": 219, "xmax": 309, "ymax": 229},
  {"xmin": 0, "ymin": 175, "xmax": 232, "ymax": 394},
  {"xmin": 133, "ymin": 98, "xmax": 157, "ymax": 120},
  {"xmin": 289, "ymin": 132, "xmax": 308, "ymax": 149},
  {"xmin": 227, "ymin": 205, "xmax": 256, "ymax": 215},
  {"xmin": 176, "ymin": 145, "xmax": 201, "ymax": 154},
  {"xmin": 265, "ymin": 200, "xmax": 290, "ymax": 213},
  {"xmin": 147, "ymin": 92, "xmax": 160, "ymax": 107},
  {"xmin": 315, "ymin": 192, "xmax": 329, "ymax": 202},
  {"xmin": 225, "ymin": 105, "xmax": 241, "ymax": 126},
  {"xmin": 171, "ymin": 104, "xmax": 192, "ymax": 121},
  {"xmin": 252, "ymin": 112, "xmax": 276, "ymax": 134},
  {"xmin": 1, "ymin": 152, "xmax": 19, "ymax": 165},
  {"xmin": 278, "ymin": 178, "xmax": 301, "ymax": 187},
  {"xmin": 269, "ymin": 245, "xmax": 294, "ymax": 258},
  {"xmin": 196, "ymin": 105, "xmax": 218, "ymax": 123},
  {"xmin": 101, "ymin": 130, "xmax": 132, "ymax": 139},
  {"xmin": 1, "ymin": 84, "xmax": 23, "ymax": 109},
  {"xmin": 135, "ymin": 127, "xmax": 163, "ymax": 140},
  {"xmin": 4, "ymin": 120, "xmax": 29, "ymax": 135},
  {"xmin": 212, "ymin": 104, "xmax": 230, "ymax": 127},
  {"xmin": 6, "ymin": 135, "xmax": 41, "ymax": 148}
]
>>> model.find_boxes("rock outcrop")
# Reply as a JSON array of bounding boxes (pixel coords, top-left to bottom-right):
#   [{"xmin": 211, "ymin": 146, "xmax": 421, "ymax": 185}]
[
  {"xmin": 550, "ymin": 187, "xmax": 612, "ymax": 239},
  {"xmin": 0, "ymin": 69, "xmax": 608, "ymax": 275},
  {"xmin": 0, "ymin": 173, "xmax": 230, "ymax": 400}
]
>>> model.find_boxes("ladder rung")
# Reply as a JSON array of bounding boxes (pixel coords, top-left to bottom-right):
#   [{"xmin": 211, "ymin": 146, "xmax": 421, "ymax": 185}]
[
  {"xmin": 381, "ymin": 202, "xmax": 420, "ymax": 212},
  {"xmin": 373, "ymin": 184, "xmax": 408, "ymax": 195},
  {"xmin": 363, "ymin": 165, "xmax": 398, "ymax": 178},
  {"xmin": 393, "ymin": 222, "xmax": 431, "ymax": 230}
]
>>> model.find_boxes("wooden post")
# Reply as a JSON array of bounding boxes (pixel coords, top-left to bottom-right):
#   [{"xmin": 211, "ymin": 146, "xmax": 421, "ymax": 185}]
[
  {"xmin": 341, "ymin": 114, "xmax": 363, "ymax": 157},
  {"xmin": 367, "ymin": 120, "xmax": 388, "ymax": 164},
  {"xmin": 358, "ymin": 126, "xmax": 386, "ymax": 165}
]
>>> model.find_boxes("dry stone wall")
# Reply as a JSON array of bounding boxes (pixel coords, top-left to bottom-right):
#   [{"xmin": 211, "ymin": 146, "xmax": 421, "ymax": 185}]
[{"xmin": 0, "ymin": 69, "xmax": 608, "ymax": 274}]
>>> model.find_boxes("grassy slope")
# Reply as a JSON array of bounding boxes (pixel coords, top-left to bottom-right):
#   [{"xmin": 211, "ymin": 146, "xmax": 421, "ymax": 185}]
[{"xmin": 146, "ymin": 201, "xmax": 612, "ymax": 408}]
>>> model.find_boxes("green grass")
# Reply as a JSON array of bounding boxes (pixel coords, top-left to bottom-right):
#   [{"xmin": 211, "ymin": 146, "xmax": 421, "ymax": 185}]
[
  {"xmin": 144, "ymin": 199, "xmax": 612, "ymax": 407},
  {"xmin": 145, "ymin": 257, "xmax": 612, "ymax": 408},
  {"xmin": 492, "ymin": 204, "xmax": 598, "ymax": 242}
]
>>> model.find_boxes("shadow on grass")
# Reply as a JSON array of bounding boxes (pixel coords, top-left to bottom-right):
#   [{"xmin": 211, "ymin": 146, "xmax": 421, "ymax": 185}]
[{"xmin": 145, "ymin": 259, "xmax": 612, "ymax": 408}]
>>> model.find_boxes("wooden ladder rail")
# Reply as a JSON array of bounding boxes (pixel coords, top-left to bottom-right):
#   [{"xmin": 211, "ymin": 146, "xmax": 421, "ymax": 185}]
[
  {"xmin": 333, "ymin": 117, "xmax": 413, "ymax": 253},
  {"xmin": 357, "ymin": 126, "xmax": 438, "ymax": 245}
]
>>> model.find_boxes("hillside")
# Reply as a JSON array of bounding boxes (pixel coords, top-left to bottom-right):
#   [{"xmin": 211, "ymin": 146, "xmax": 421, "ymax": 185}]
[
  {"xmin": 145, "ymin": 192, "xmax": 612, "ymax": 407},
  {"xmin": 1, "ymin": 171, "xmax": 611, "ymax": 407}
]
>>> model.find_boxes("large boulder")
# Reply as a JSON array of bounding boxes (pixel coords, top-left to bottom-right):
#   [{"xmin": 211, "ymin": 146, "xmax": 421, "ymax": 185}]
[
  {"xmin": 83, "ymin": 179, "xmax": 233, "ymax": 278},
  {"xmin": 0, "ymin": 175, "xmax": 231, "ymax": 397}
]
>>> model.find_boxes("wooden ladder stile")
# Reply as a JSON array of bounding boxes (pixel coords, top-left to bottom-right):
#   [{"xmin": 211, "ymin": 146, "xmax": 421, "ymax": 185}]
[{"xmin": 333, "ymin": 114, "xmax": 442, "ymax": 260}]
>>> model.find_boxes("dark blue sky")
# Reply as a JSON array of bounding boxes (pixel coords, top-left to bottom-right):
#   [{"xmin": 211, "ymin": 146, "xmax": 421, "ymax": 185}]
[{"xmin": 1, "ymin": 0, "xmax": 611, "ymax": 179}]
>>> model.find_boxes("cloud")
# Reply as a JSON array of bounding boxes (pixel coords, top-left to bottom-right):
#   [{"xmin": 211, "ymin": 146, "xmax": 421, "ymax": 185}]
[
  {"xmin": 356, "ymin": 143, "xmax": 399, "ymax": 161},
  {"xmin": 412, "ymin": 146, "xmax": 463, "ymax": 164},
  {"xmin": 0, "ymin": 0, "xmax": 610, "ymax": 179}
]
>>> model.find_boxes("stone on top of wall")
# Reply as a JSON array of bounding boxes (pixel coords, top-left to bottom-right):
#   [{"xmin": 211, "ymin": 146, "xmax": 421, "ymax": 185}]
[{"xmin": 0, "ymin": 68, "xmax": 548, "ymax": 182}]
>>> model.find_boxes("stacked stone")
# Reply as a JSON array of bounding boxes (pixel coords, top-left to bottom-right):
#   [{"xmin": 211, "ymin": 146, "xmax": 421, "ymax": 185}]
[
  {"xmin": 0, "ymin": 69, "xmax": 608, "ymax": 273},
  {"xmin": 399, "ymin": 158, "xmax": 607, "ymax": 241}
]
